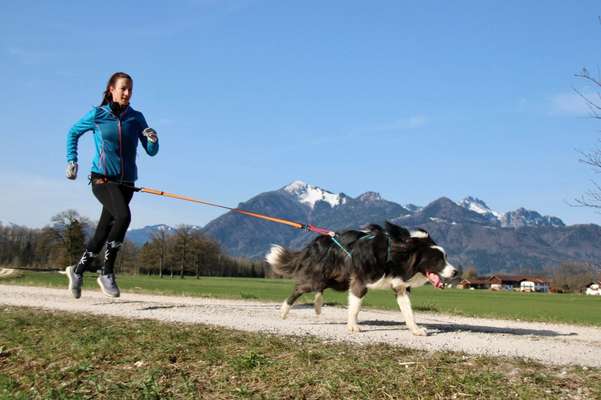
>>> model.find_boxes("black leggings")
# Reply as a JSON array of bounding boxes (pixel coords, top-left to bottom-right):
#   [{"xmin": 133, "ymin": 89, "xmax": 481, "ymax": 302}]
[{"xmin": 86, "ymin": 180, "xmax": 135, "ymax": 254}]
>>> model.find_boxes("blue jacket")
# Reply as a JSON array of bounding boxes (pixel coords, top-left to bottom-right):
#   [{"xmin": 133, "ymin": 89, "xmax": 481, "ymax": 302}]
[{"xmin": 66, "ymin": 104, "xmax": 159, "ymax": 182}]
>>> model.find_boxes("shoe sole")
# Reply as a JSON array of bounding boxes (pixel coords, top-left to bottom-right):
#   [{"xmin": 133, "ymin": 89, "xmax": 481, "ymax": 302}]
[
  {"xmin": 65, "ymin": 266, "xmax": 81, "ymax": 299},
  {"xmin": 97, "ymin": 277, "xmax": 120, "ymax": 298}
]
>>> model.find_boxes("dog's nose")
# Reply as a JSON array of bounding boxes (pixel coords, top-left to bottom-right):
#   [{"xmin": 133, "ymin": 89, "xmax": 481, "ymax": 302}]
[{"xmin": 451, "ymin": 268, "xmax": 458, "ymax": 278}]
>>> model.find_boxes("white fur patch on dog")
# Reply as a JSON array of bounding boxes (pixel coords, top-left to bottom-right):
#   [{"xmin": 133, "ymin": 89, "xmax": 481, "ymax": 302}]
[
  {"xmin": 430, "ymin": 245, "xmax": 457, "ymax": 279},
  {"xmin": 440, "ymin": 263, "xmax": 457, "ymax": 279},
  {"xmin": 280, "ymin": 300, "xmax": 291, "ymax": 319},
  {"xmin": 406, "ymin": 272, "xmax": 429, "ymax": 287},
  {"xmin": 431, "ymin": 245, "xmax": 446, "ymax": 257},
  {"xmin": 265, "ymin": 245, "xmax": 284, "ymax": 266},
  {"xmin": 410, "ymin": 230, "xmax": 429, "ymax": 239},
  {"xmin": 396, "ymin": 292, "xmax": 427, "ymax": 336},
  {"xmin": 314, "ymin": 292, "xmax": 323, "ymax": 316},
  {"xmin": 367, "ymin": 276, "xmax": 403, "ymax": 289},
  {"xmin": 347, "ymin": 292, "xmax": 363, "ymax": 332}
]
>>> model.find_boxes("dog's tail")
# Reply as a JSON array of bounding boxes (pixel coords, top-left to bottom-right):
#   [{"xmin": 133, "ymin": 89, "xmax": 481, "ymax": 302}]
[{"xmin": 265, "ymin": 244, "xmax": 296, "ymax": 276}]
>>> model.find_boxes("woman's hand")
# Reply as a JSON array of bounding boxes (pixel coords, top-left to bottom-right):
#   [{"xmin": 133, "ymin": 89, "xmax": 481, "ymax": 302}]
[
  {"xmin": 66, "ymin": 161, "xmax": 78, "ymax": 180},
  {"xmin": 143, "ymin": 128, "xmax": 158, "ymax": 143}
]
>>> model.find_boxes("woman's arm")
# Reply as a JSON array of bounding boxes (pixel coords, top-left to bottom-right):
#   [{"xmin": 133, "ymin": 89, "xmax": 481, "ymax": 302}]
[
  {"xmin": 138, "ymin": 113, "xmax": 159, "ymax": 156},
  {"xmin": 66, "ymin": 108, "xmax": 97, "ymax": 163}
]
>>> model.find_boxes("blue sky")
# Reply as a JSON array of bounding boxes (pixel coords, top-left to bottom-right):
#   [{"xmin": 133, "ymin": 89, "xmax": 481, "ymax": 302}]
[{"xmin": 1, "ymin": 0, "xmax": 600, "ymax": 228}]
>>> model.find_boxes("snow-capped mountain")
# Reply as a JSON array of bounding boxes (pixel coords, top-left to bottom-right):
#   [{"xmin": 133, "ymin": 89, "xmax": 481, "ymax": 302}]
[
  {"xmin": 398, "ymin": 197, "xmax": 495, "ymax": 226},
  {"xmin": 501, "ymin": 208, "xmax": 565, "ymax": 228},
  {"xmin": 201, "ymin": 182, "xmax": 589, "ymax": 272},
  {"xmin": 356, "ymin": 191, "xmax": 383, "ymax": 203},
  {"xmin": 202, "ymin": 181, "xmax": 408, "ymax": 258},
  {"xmin": 403, "ymin": 203, "xmax": 423, "ymax": 213},
  {"xmin": 127, "ymin": 224, "xmax": 201, "ymax": 246},
  {"xmin": 128, "ymin": 224, "xmax": 176, "ymax": 233},
  {"xmin": 124, "ymin": 181, "xmax": 596, "ymax": 273},
  {"xmin": 457, "ymin": 196, "xmax": 565, "ymax": 228},
  {"xmin": 282, "ymin": 180, "xmax": 347, "ymax": 209},
  {"xmin": 459, "ymin": 196, "xmax": 503, "ymax": 220}
]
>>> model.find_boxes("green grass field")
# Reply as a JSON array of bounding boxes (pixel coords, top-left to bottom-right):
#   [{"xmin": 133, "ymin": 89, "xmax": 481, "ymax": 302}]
[
  {"xmin": 1, "ymin": 307, "xmax": 600, "ymax": 399},
  {"xmin": 2, "ymin": 271, "xmax": 601, "ymax": 326}
]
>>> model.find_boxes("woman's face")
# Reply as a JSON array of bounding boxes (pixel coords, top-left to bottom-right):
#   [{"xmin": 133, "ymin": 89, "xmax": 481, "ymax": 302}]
[{"xmin": 109, "ymin": 78, "xmax": 132, "ymax": 106}]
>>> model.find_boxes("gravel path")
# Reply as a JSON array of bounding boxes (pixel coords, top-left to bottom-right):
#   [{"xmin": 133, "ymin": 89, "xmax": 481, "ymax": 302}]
[{"xmin": 1, "ymin": 284, "xmax": 600, "ymax": 367}]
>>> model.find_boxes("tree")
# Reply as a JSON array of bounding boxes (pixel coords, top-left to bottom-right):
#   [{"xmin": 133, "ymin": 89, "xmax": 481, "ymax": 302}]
[
  {"xmin": 48, "ymin": 210, "xmax": 91, "ymax": 266},
  {"xmin": 0, "ymin": 223, "xmax": 38, "ymax": 267},
  {"xmin": 550, "ymin": 262, "xmax": 599, "ymax": 292},
  {"xmin": 574, "ymin": 64, "xmax": 601, "ymax": 209},
  {"xmin": 174, "ymin": 225, "xmax": 194, "ymax": 278},
  {"xmin": 115, "ymin": 240, "xmax": 138, "ymax": 274},
  {"xmin": 153, "ymin": 226, "xmax": 169, "ymax": 278},
  {"xmin": 461, "ymin": 265, "xmax": 478, "ymax": 280},
  {"xmin": 137, "ymin": 226, "xmax": 171, "ymax": 277},
  {"xmin": 189, "ymin": 232, "xmax": 221, "ymax": 278},
  {"xmin": 19, "ymin": 239, "xmax": 34, "ymax": 266}
]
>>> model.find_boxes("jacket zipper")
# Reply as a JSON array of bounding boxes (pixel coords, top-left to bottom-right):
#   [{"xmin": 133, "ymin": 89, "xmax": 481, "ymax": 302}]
[
  {"xmin": 108, "ymin": 105, "xmax": 128, "ymax": 181},
  {"xmin": 118, "ymin": 118, "xmax": 124, "ymax": 181}
]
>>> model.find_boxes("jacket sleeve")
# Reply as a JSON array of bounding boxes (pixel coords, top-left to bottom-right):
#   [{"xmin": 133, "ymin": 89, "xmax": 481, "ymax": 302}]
[
  {"xmin": 138, "ymin": 113, "xmax": 159, "ymax": 156},
  {"xmin": 66, "ymin": 108, "xmax": 97, "ymax": 162}
]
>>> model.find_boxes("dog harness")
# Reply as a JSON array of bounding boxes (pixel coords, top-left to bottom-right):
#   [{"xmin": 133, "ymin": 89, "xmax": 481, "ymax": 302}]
[{"xmin": 331, "ymin": 232, "xmax": 392, "ymax": 262}]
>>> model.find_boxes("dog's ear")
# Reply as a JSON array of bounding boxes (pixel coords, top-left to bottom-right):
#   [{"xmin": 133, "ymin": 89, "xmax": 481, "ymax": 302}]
[
  {"xmin": 411, "ymin": 228, "xmax": 436, "ymax": 245},
  {"xmin": 363, "ymin": 223, "xmax": 383, "ymax": 234},
  {"xmin": 384, "ymin": 221, "xmax": 410, "ymax": 240}
]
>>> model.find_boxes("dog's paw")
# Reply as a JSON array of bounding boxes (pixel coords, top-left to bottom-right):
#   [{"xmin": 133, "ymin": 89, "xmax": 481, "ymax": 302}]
[
  {"xmin": 280, "ymin": 303, "xmax": 291, "ymax": 319},
  {"xmin": 411, "ymin": 327, "xmax": 428, "ymax": 336},
  {"xmin": 347, "ymin": 323, "xmax": 362, "ymax": 333}
]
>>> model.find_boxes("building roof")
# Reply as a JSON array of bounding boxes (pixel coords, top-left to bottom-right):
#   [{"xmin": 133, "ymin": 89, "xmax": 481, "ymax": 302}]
[
  {"xmin": 489, "ymin": 275, "xmax": 550, "ymax": 284},
  {"xmin": 460, "ymin": 278, "xmax": 490, "ymax": 285},
  {"xmin": 461, "ymin": 275, "xmax": 552, "ymax": 285}
]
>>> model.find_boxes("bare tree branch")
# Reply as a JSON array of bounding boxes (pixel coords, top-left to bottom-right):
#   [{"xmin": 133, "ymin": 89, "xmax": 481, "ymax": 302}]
[
  {"xmin": 573, "ymin": 57, "xmax": 601, "ymax": 209},
  {"xmin": 573, "ymin": 87, "xmax": 601, "ymax": 119}
]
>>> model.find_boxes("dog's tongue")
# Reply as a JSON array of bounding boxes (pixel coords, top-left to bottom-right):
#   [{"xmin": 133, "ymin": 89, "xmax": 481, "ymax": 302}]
[{"xmin": 427, "ymin": 272, "xmax": 443, "ymax": 288}]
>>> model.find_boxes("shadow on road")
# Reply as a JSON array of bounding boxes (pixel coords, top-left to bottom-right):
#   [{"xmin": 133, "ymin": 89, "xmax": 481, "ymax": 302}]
[
  {"xmin": 312, "ymin": 319, "xmax": 576, "ymax": 337},
  {"xmin": 359, "ymin": 320, "xmax": 577, "ymax": 337}
]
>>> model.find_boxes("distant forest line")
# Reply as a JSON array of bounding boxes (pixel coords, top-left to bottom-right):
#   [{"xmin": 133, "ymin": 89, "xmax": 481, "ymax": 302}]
[{"xmin": 0, "ymin": 210, "xmax": 266, "ymax": 278}]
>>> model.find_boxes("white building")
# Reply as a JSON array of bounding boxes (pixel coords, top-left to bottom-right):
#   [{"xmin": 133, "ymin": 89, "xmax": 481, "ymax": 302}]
[{"xmin": 585, "ymin": 283, "xmax": 601, "ymax": 296}]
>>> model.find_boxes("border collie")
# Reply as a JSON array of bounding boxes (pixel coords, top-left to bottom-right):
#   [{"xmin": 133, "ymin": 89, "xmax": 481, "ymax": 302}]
[{"xmin": 265, "ymin": 221, "xmax": 457, "ymax": 336}]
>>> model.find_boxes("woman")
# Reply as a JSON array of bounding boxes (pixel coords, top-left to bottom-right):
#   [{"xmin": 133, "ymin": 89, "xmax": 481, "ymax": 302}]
[{"xmin": 65, "ymin": 72, "xmax": 159, "ymax": 298}]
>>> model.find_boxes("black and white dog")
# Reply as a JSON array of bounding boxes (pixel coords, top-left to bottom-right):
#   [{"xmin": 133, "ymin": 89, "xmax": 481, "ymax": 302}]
[{"xmin": 265, "ymin": 221, "xmax": 457, "ymax": 336}]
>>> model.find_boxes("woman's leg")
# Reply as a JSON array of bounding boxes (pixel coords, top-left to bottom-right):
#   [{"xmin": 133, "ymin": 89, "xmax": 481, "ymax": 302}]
[
  {"xmin": 91, "ymin": 182, "xmax": 133, "ymax": 275},
  {"xmin": 87, "ymin": 207, "xmax": 115, "ymax": 254},
  {"xmin": 100, "ymin": 184, "xmax": 134, "ymax": 274},
  {"xmin": 68, "ymin": 185, "xmax": 115, "ymax": 298},
  {"xmin": 72, "ymin": 207, "xmax": 113, "ymax": 275},
  {"xmin": 92, "ymin": 182, "xmax": 135, "ymax": 297},
  {"xmin": 67, "ymin": 181, "xmax": 134, "ymax": 298}
]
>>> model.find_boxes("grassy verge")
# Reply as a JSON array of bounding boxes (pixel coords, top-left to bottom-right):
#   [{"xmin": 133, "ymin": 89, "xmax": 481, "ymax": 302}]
[
  {"xmin": 2, "ymin": 271, "xmax": 601, "ymax": 326},
  {"xmin": 1, "ymin": 306, "xmax": 599, "ymax": 399}
]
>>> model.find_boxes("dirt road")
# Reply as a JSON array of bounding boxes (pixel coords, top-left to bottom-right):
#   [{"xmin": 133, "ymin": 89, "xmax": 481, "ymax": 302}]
[{"xmin": 1, "ymin": 284, "xmax": 600, "ymax": 367}]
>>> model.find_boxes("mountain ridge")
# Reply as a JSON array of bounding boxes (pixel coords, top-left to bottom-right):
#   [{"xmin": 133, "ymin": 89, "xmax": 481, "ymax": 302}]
[{"xmin": 127, "ymin": 181, "xmax": 598, "ymax": 273}]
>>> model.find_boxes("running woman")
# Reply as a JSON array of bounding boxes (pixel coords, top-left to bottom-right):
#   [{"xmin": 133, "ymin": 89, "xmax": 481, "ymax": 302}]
[{"xmin": 65, "ymin": 72, "xmax": 159, "ymax": 298}]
